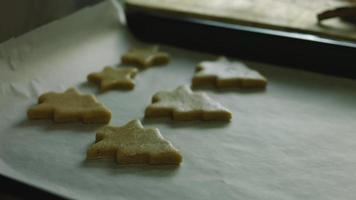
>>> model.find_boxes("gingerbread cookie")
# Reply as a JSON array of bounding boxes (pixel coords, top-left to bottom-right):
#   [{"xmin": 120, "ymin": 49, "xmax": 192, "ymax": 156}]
[
  {"xmin": 87, "ymin": 120, "xmax": 182, "ymax": 165},
  {"xmin": 121, "ymin": 45, "xmax": 170, "ymax": 68},
  {"xmin": 192, "ymin": 57, "xmax": 267, "ymax": 88},
  {"xmin": 87, "ymin": 66, "xmax": 138, "ymax": 91},
  {"xmin": 28, "ymin": 88, "xmax": 111, "ymax": 123},
  {"xmin": 145, "ymin": 85, "xmax": 232, "ymax": 121}
]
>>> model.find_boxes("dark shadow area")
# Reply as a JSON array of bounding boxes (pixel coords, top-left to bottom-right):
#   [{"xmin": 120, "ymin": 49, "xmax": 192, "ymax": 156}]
[
  {"xmin": 81, "ymin": 159, "xmax": 180, "ymax": 177},
  {"xmin": 0, "ymin": 174, "xmax": 66, "ymax": 200},
  {"xmin": 16, "ymin": 118, "xmax": 105, "ymax": 133},
  {"xmin": 78, "ymin": 81, "xmax": 135, "ymax": 96},
  {"xmin": 142, "ymin": 117, "xmax": 230, "ymax": 130},
  {"xmin": 78, "ymin": 81, "xmax": 96, "ymax": 89},
  {"xmin": 341, "ymin": 17, "xmax": 356, "ymax": 25},
  {"xmin": 191, "ymin": 84, "xmax": 267, "ymax": 94},
  {"xmin": 78, "ymin": 81, "xmax": 100, "ymax": 95},
  {"xmin": 116, "ymin": 62, "xmax": 168, "ymax": 73}
]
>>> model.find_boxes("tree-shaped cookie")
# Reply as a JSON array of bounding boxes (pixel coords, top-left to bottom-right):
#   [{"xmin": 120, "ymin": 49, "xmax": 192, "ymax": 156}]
[
  {"xmin": 87, "ymin": 66, "xmax": 138, "ymax": 91},
  {"xmin": 87, "ymin": 120, "xmax": 182, "ymax": 165},
  {"xmin": 192, "ymin": 57, "xmax": 267, "ymax": 88},
  {"xmin": 145, "ymin": 85, "xmax": 232, "ymax": 121},
  {"xmin": 121, "ymin": 45, "xmax": 170, "ymax": 68},
  {"xmin": 28, "ymin": 88, "xmax": 111, "ymax": 123}
]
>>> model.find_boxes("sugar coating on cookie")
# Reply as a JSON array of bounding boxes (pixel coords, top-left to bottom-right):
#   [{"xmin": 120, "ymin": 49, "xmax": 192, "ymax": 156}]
[
  {"xmin": 193, "ymin": 57, "xmax": 267, "ymax": 88},
  {"xmin": 145, "ymin": 85, "xmax": 232, "ymax": 121},
  {"xmin": 121, "ymin": 45, "xmax": 170, "ymax": 68},
  {"xmin": 87, "ymin": 120, "xmax": 182, "ymax": 165},
  {"xmin": 27, "ymin": 88, "xmax": 111, "ymax": 123},
  {"xmin": 87, "ymin": 66, "xmax": 138, "ymax": 91}
]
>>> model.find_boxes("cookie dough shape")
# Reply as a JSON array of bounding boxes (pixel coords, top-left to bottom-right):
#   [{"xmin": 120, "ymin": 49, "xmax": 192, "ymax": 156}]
[
  {"xmin": 193, "ymin": 57, "xmax": 267, "ymax": 88},
  {"xmin": 121, "ymin": 45, "xmax": 170, "ymax": 68},
  {"xmin": 27, "ymin": 88, "xmax": 111, "ymax": 123},
  {"xmin": 145, "ymin": 85, "xmax": 232, "ymax": 121},
  {"xmin": 87, "ymin": 66, "xmax": 138, "ymax": 91},
  {"xmin": 87, "ymin": 120, "xmax": 182, "ymax": 165}
]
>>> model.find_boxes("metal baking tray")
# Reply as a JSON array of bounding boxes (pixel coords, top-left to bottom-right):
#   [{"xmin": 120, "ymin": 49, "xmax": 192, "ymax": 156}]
[{"xmin": 125, "ymin": 4, "xmax": 356, "ymax": 79}]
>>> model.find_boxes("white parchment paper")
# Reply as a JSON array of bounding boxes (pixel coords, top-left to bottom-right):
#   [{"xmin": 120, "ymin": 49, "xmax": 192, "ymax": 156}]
[{"xmin": 1, "ymin": 1, "xmax": 356, "ymax": 200}]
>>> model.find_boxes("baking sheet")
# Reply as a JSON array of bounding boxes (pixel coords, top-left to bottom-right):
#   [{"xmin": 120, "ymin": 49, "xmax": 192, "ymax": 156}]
[
  {"xmin": 126, "ymin": 0, "xmax": 356, "ymax": 42},
  {"xmin": 1, "ymin": 1, "xmax": 356, "ymax": 200}
]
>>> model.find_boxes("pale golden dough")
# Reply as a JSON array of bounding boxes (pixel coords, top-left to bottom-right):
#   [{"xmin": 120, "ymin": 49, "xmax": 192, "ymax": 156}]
[
  {"xmin": 145, "ymin": 85, "xmax": 232, "ymax": 121},
  {"xmin": 87, "ymin": 66, "xmax": 138, "ymax": 91},
  {"xmin": 27, "ymin": 88, "xmax": 111, "ymax": 123},
  {"xmin": 87, "ymin": 120, "xmax": 182, "ymax": 165},
  {"xmin": 192, "ymin": 57, "xmax": 267, "ymax": 89},
  {"xmin": 121, "ymin": 46, "xmax": 170, "ymax": 68}
]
